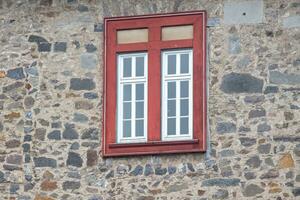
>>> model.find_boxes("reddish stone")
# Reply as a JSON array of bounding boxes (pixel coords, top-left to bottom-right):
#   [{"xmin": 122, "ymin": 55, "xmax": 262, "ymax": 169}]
[
  {"xmin": 40, "ymin": 180, "xmax": 57, "ymax": 191},
  {"xmin": 87, "ymin": 149, "xmax": 97, "ymax": 167}
]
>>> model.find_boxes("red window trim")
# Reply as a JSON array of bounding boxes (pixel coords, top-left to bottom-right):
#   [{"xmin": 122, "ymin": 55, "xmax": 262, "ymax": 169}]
[{"xmin": 102, "ymin": 11, "xmax": 207, "ymax": 157}]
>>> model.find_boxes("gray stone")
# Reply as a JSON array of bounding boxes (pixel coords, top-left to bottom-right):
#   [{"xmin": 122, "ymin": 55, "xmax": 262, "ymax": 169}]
[
  {"xmin": 166, "ymin": 183, "xmax": 188, "ymax": 193},
  {"xmin": 243, "ymin": 184, "xmax": 264, "ymax": 197},
  {"xmin": 80, "ymin": 53, "xmax": 97, "ymax": 69},
  {"xmin": 228, "ymin": 36, "xmax": 241, "ymax": 54},
  {"xmin": 187, "ymin": 163, "xmax": 195, "ymax": 172},
  {"xmin": 212, "ymin": 189, "xmax": 229, "ymax": 199},
  {"xmin": 94, "ymin": 23, "xmax": 103, "ymax": 32},
  {"xmin": 144, "ymin": 164, "xmax": 154, "ymax": 176},
  {"xmin": 248, "ymin": 108, "xmax": 266, "ymax": 118},
  {"xmin": 75, "ymin": 101, "xmax": 93, "ymax": 110},
  {"xmin": 84, "ymin": 92, "xmax": 98, "ymax": 99},
  {"xmin": 70, "ymin": 78, "xmax": 95, "ymax": 90},
  {"xmin": 33, "ymin": 157, "xmax": 57, "ymax": 168},
  {"xmin": 292, "ymin": 188, "xmax": 300, "ymax": 197},
  {"xmin": 70, "ymin": 142, "xmax": 80, "ymax": 150},
  {"xmin": 73, "ymin": 112, "xmax": 88, "ymax": 123},
  {"xmin": 51, "ymin": 122, "xmax": 61, "ymax": 128},
  {"xmin": 239, "ymin": 137, "xmax": 256, "ymax": 147},
  {"xmin": 294, "ymin": 144, "xmax": 300, "ymax": 157},
  {"xmin": 273, "ymin": 136, "xmax": 300, "ymax": 142},
  {"xmin": 10, "ymin": 184, "xmax": 19, "ymax": 194},
  {"xmin": 257, "ymin": 123, "xmax": 271, "ymax": 132},
  {"xmin": 81, "ymin": 128, "xmax": 99, "ymax": 140},
  {"xmin": 270, "ymin": 71, "xmax": 300, "ymax": 85},
  {"xmin": 28, "ymin": 35, "xmax": 48, "ymax": 43},
  {"xmin": 22, "ymin": 143, "xmax": 30, "ymax": 152},
  {"xmin": 202, "ymin": 178, "xmax": 240, "ymax": 187},
  {"xmin": 67, "ymin": 152, "xmax": 83, "ymax": 167},
  {"xmin": 244, "ymin": 172, "xmax": 256, "ymax": 180},
  {"xmin": 220, "ymin": 73, "xmax": 263, "ymax": 93},
  {"xmin": 54, "ymin": 42, "xmax": 67, "ymax": 52},
  {"xmin": 5, "ymin": 139, "xmax": 21, "ymax": 148},
  {"xmin": 257, "ymin": 144, "xmax": 271, "ymax": 154},
  {"xmin": 207, "ymin": 18, "xmax": 220, "ymax": 27},
  {"xmin": 236, "ymin": 56, "xmax": 251, "ymax": 68},
  {"xmin": 62, "ymin": 181, "xmax": 81, "ymax": 190},
  {"xmin": 38, "ymin": 42, "xmax": 51, "ymax": 52},
  {"xmin": 6, "ymin": 154, "xmax": 22, "ymax": 165},
  {"xmin": 168, "ymin": 166, "xmax": 176, "ymax": 175},
  {"xmin": 264, "ymin": 86, "xmax": 278, "ymax": 94},
  {"xmin": 85, "ymin": 43, "xmax": 97, "ymax": 52},
  {"xmin": 245, "ymin": 156, "xmax": 261, "ymax": 168},
  {"xmin": 238, "ymin": 126, "xmax": 251, "ymax": 132},
  {"xmin": 155, "ymin": 167, "xmax": 167, "ymax": 175},
  {"xmin": 0, "ymin": 122, "xmax": 3, "ymax": 132},
  {"xmin": 221, "ymin": 166, "xmax": 233, "ymax": 177},
  {"xmin": 7, "ymin": 67, "xmax": 25, "ymax": 80},
  {"xmin": 47, "ymin": 130, "xmax": 61, "ymax": 140},
  {"xmin": 3, "ymin": 164, "xmax": 21, "ymax": 171},
  {"xmin": 0, "ymin": 171, "xmax": 5, "ymax": 183},
  {"xmin": 216, "ymin": 122, "xmax": 236, "ymax": 134},
  {"xmin": 35, "ymin": 128, "xmax": 46, "ymax": 140},
  {"xmin": 78, "ymin": 4, "xmax": 88, "ymax": 12},
  {"xmin": 283, "ymin": 15, "xmax": 300, "ymax": 28},
  {"xmin": 24, "ymin": 135, "xmax": 32, "ymax": 142},
  {"xmin": 130, "ymin": 165, "xmax": 143, "ymax": 176},
  {"xmin": 87, "ymin": 149, "xmax": 97, "ymax": 166},
  {"xmin": 265, "ymin": 158, "xmax": 274, "ymax": 166},
  {"xmin": 296, "ymin": 175, "xmax": 300, "ymax": 182},
  {"xmin": 219, "ymin": 150, "xmax": 235, "ymax": 157},
  {"xmin": 260, "ymin": 169, "xmax": 279, "ymax": 179},
  {"xmin": 224, "ymin": 0, "xmax": 263, "ymax": 24},
  {"xmin": 63, "ymin": 124, "xmax": 79, "ymax": 140},
  {"xmin": 2, "ymin": 82, "xmax": 24, "ymax": 93},
  {"xmin": 24, "ymin": 96, "xmax": 35, "ymax": 109},
  {"xmin": 286, "ymin": 171, "xmax": 293, "ymax": 179}
]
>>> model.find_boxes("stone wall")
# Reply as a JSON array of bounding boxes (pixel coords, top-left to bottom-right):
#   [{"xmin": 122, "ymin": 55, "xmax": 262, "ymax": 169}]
[{"xmin": 0, "ymin": 0, "xmax": 299, "ymax": 199}]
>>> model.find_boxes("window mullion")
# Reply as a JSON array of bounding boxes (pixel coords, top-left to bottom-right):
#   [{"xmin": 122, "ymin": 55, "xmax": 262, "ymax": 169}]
[{"xmin": 176, "ymin": 54, "xmax": 181, "ymax": 136}]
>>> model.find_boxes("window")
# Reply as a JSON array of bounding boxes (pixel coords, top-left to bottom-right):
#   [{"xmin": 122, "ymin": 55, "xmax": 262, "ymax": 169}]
[{"xmin": 103, "ymin": 11, "xmax": 207, "ymax": 156}]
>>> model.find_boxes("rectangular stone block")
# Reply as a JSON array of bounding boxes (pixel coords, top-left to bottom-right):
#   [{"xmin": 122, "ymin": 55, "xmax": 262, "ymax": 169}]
[
  {"xmin": 224, "ymin": 0, "xmax": 264, "ymax": 24},
  {"xmin": 283, "ymin": 15, "xmax": 300, "ymax": 28}
]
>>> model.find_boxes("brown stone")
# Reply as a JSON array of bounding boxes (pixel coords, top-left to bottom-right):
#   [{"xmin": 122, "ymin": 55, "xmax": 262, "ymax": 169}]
[
  {"xmin": 34, "ymin": 194, "xmax": 54, "ymax": 200},
  {"xmin": 0, "ymin": 71, "xmax": 5, "ymax": 78},
  {"xmin": 5, "ymin": 139, "xmax": 21, "ymax": 148},
  {"xmin": 149, "ymin": 189, "xmax": 162, "ymax": 195},
  {"xmin": 40, "ymin": 180, "xmax": 57, "ymax": 191},
  {"xmin": 87, "ymin": 149, "xmax": 97, "ymax": 167},
  {"xmin": 4, "ymin": 112, "xmax": 21, "ymax": 120},
  {"xmin": 278, "ymin": 153, "xmax": 295, "ymax": 169},
  {"xmin": 198, "ymin": 190, "xmax": 206, "ymax": 196},
  {"xmin": 269, "ymin": 188, "xmax": 282, "ymax": 193}
]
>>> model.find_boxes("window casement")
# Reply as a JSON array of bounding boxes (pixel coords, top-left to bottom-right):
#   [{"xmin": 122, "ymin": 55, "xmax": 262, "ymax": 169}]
[{"xmin": 103, "ymin": 11, "xmax": 207, "ymax": 157}]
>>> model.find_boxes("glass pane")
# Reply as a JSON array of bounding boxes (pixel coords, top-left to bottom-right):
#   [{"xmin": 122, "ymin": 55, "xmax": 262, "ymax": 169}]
[
  {"xmin": 180, "ymin": 99, "xmax": 188, "ymax": 116},
  {"xmin": 167, "ymin": 118, "xmax": 176, "ymax": 135},
  {"xmin": 117, "ymin": 28, "xmax": 148, "ymax": 44},
  {"xmin": 180, "ymin": 81, "xmax": 188, "ymax": 98},
  {"xmin": 136, "ymin": 101, "xmax": 144, "ymax": 118},
  {"xmin": 167, "ymin": 55, "xmax": 176, "ymax": 74},
  {"xmin": 180, "ymin": 117, "xmax": 188, "ymax": 135},
  {"xmin": 123, "ymin": 120, "xmax": 131, "ymax": 137},
  {"xmin": 136, "ymin": 57, "xmax": 144, "ymax": 77},
  {"xmin": 123, "ymin": 85, "xmax": 131, "ymax": 101},
  {"xmin": 180, "ymin": 54, "xmax": 189, "ymax": 73},
  {"xmin": 167, "ymin": 100, "xmax": 176, "ymax": 117},
  {"xmin": 136, "ymin": 84, "xmax": 144, "ymax": 100},
  {"xmin": 123, "ymin": 58, "xmax": 132, "ymax": 77},
  {"xmin": 123, "ymin": 102, "xmax": 131, "ymax": 119},
  {"xmin": 162, "ymin": 25, "xmax": 193, "ymax": 41},
  {"xmin": 168, "ymin": 82, "xmax": 176, "ymax": 99},
  {"xmin": 136, "ymin": 120, "xmax": 144, "ymax": 137}
]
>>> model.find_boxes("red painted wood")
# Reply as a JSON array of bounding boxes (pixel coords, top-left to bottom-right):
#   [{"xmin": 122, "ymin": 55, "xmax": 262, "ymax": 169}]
[{"xmin": 102, "ymin": 11, "xmax": 207, "ymax": 157}]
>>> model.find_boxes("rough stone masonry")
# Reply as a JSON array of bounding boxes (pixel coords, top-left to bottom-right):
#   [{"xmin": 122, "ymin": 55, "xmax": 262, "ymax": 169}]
[{"xmin": 0, "ymin": 0, "xmax": 299, "ymax": 199}]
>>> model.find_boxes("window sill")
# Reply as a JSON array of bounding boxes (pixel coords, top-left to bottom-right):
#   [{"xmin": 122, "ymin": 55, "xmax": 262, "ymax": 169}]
[{"xmin": 109, "ymin": 139, "xmax": 199, "ymax": 148}]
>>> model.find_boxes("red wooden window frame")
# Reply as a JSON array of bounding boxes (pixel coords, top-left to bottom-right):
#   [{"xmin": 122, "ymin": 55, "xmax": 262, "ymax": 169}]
[{"xmin": 102, "ymin": 11, "xmax": 207, "ymax": 157}]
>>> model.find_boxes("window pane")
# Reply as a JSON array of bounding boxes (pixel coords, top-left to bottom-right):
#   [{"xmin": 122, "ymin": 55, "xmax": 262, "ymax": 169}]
[
  {"xmin": 167, "ymin": 55, "xmax": 176, "ymax": 74},
  {"xmin": 180, "ymin": 99, "xmax": 188, "ymax": 116},
  {"xmin": 167, "ymin": 100, "xmax": 176, "ymax": 117},
  {"xmin": 136, "ymin": 120, "xmax": 144, "ymax": 137},
  {"xmin": 168, "ymin": 82, "xmax": 176, "ymax": 99},
  {"xmin": 136, "ymin": 101, "xmax": 144, "ymax": 118},
  {"xmin": 180, "ymin": 81, "xmax": 188, "ymax": 98},
  {"xmin": 167, "ymin": 118, "xmax": 176, "ymax": 135},
  {"xmin": 180, "ymin": 117, "xmax": 188, "ymax": 135},
  {"xmin": 123, "ymin": 85, "xmax": 131, "ymax": 101},
  {"xmin": 123, "ymin": 120, "xmax": 131, "ymax": 137},
  {"xmin": 136, "ymin": 84, "xmax": 144, "ymax": 100},
  {"xmin": 117, "ymin": 28, "xmax": 148, "ymax": 44},
  {"xmin": 123, "ymin": 58, "xmax": 132, "ymax": 77},
  {"xmin": 162, "ymin": 25, "xmax": 193, "ymax": 41},
  {"xmin": 180, "ymin": 54, "xmax": 189, "ymax": 74},
  {"xmin": 123, "ymin": 102, "xmax": 131, "ymax": 119},
  {"xmin": 136, "ymin": 57, "xmax": 144, "ymax": 77}
]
